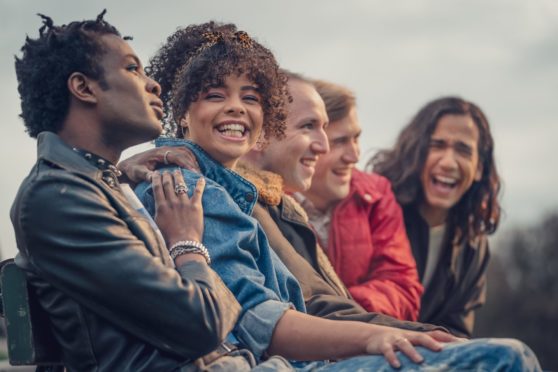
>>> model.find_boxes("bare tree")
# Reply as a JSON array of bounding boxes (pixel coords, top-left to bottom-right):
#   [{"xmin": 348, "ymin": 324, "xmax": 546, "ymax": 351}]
[{"xmin": 475, "ymin": 212, "xmax": 558, "ymax": 370}]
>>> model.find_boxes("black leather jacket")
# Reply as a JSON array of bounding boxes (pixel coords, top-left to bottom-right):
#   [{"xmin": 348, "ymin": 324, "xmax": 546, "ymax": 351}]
[
  {"xmin": 10, "ymin": 133, "xmax": 240, "ymax": 371},
  {"xmin": 403, "ymin": 205, "xmax": 489, "ymax": 337}
]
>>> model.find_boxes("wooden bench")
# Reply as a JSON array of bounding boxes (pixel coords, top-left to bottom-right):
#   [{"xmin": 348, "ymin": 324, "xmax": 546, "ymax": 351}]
[{"xmin": 0, "ymin": 259, "xmax": 63, "ymax": 371}]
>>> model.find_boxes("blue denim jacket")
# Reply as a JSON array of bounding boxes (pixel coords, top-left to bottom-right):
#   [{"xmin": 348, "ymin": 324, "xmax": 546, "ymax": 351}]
[{"xmin": 135, "ymin": 138, "xmax": 305, "ymax": 360}]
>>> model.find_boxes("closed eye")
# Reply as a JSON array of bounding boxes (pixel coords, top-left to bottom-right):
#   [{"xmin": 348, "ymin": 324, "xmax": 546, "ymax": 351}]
[{"xmin": 243, "ymin": 94, "xmax": 261, "ymax": 103}]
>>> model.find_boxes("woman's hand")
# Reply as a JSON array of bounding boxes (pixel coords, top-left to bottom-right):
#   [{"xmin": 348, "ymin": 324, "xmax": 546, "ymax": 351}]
[
  {"xmin": 151, "ymin": 169, "xmax": 205, "ymax": 246},
  {"xmin": 118, "ymin": 146, "xmax": 200, "ymax": 186},
  {"xmin": 364, "ymin": 328, "xmax": 459, "ymax": 368}
]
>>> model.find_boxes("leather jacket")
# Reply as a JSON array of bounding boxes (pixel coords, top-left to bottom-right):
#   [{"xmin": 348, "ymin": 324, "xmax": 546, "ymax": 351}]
[
  {"xmin": 404, "ymin": 205, "xmax": 490, "ymax": 337},
  {"xmin": 10, "ymin": 132, "xmax": 240, "ymax": 371},
  {"xmin": 238, "ymin": 163, "xmax": 444, "ymax": 333}
]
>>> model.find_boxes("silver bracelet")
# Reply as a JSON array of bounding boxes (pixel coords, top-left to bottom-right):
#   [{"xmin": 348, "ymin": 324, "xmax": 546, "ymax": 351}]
[{"xmin": 169, "ymin": 240, "xmax": 211, "ymax": 264}]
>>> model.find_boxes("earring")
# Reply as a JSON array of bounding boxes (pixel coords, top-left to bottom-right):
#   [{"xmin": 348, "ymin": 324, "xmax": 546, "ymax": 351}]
[{"xmin": 180, "ymin": 118, "xmax": 188, "ymax": 138}]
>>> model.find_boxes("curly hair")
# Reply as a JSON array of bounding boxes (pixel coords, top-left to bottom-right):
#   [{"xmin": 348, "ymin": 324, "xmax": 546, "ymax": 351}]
[
  {"xmin": 368, "ymin": 96, "xmax": 501, "ymax": 242},
  {"xmin": 147, "ymin": 21, "xmax": 287, "ymax": 141},
  {"xmin": 15, "ymin": 10, "xmax": 124, "ymax": 138}
]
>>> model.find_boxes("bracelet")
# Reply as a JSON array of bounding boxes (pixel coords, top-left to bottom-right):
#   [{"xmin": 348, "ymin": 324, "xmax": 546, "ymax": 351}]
[{"xmin": 169, "ymin": 240, "xmax": 211, "ymax": 264}]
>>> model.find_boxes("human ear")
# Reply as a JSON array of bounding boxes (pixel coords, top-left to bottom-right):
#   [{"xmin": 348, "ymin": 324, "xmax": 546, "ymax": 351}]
[{"xmin": 67, "ymin": 72, "xmax": 96, "ymax": 104}]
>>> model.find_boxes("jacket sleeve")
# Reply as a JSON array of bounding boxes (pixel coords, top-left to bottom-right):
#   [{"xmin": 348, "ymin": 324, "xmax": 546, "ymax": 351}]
[
  {"xmin": 434, "ymin": 240, "xmax": 490, "ymax": 337},
  {"xmin": 17, "ymin": 171, "xmax": 240, "ymax": 359},
  {"xmin": 137, "ymin": 172, "xmax": 291, "ymax": 360},
  {"xmin": 347, "ymin": 179, "xmax": 423, "ymax": 321}
]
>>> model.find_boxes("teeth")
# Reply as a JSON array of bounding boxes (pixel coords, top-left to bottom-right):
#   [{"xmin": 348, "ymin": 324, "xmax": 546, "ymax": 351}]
[
  {"xmin": 221, "ymin": 130, "xmax": 243, "ymax": 138},
  {"xmin": 218, "ymin": 123, "xmax": 246, "ymax": 134},
  {"xmin": 434, "ymin": 175, "xmax": 457, "ymax": 186},
  {"xmin": 301, "ymin": 159, "xmax": 315, "ymax": 166}
]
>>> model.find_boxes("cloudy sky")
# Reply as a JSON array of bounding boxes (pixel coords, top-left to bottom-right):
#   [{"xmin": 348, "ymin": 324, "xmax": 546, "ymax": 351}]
[{"xmin": 1, "ymin": 0, "xmax": 557, "ymax": 257}]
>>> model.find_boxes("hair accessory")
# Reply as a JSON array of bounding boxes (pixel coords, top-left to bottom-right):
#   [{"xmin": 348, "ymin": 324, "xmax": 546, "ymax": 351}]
[
  {"xmin": 234, "ymin": 31, "xmax": 253, "ymax": 49},
  {"xmin": 202, "ymin": 31, "xmax": 224, "ymax": 44}
]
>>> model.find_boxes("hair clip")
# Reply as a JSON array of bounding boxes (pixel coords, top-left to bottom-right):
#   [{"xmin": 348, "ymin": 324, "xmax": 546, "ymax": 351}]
[
  {"xmin": 202, "ymin": 31, "xmax": 224, "ymax": 45},
  {"xmin": 234, "ymin": 31, "xmax": 253, "ymax": 49}
]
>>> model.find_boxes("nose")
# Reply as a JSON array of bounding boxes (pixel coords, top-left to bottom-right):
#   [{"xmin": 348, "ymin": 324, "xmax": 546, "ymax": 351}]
[
  {"xmin": 225, "ymin": 95, "xmax": 246, "ymax": 115},
  {"xmin": 310, "ymin": 127, "xmax": 330, "ymax": 155},
  {"xmin": 438, "ymin": 148, "xmax": 458, "ymax": 170},
  {"xmin": 146, "ymin": 76, "xmax": 161, "ymax": 97},
  {"xmin": 342, "ymin": 140, "xmax": 360, "ymax": 164}
]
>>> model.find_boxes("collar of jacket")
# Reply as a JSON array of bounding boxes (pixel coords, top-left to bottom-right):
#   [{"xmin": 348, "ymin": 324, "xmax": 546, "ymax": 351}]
[
  {"xmin": 235, "ymin": 162, "xmax": 310, "ymax": 224},
  {"xmin": 155, "ymin": 137, "xmax": 258, "ymax": 215},
  {"xmin": 346, "ymin": 169, "xmax": 386, "ymax": 205},
  {"xmin": 236, "ymin": 162, "xmax": 283, "ymax": 206},
  {"xmin": 37, "ymin": 132, "xmax": 102, "ymax": 180}
]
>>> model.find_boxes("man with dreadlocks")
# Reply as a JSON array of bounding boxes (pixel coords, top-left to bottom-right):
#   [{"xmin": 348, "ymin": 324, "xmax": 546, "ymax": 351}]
[{"xmin": 10, "ymin": 11, "xmax": 250, "ymax": 371}]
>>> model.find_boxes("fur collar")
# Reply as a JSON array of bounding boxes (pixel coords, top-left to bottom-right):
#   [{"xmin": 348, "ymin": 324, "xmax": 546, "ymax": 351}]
[{"xmin": 236, "ymin": 162, "xmax": 283, "ymax": 206}]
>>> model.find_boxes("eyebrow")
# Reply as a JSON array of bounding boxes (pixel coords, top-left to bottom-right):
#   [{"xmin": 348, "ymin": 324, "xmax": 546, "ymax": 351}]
[
  {"xmin": 124, "ymin": 54, "xmax": 142, "ymax": 66},
  {"xmin": 240, "ymin": 85, "xmax": 260, "ymax": 92}
]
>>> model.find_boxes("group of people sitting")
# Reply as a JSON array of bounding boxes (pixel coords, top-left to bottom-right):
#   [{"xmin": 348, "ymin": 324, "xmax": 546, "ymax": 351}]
[{"xmin": 10, "ymin": 11, "xmax": 541, "ymax": 371}]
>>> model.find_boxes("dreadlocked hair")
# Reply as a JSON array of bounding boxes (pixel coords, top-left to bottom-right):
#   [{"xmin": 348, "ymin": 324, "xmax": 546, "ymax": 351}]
[
  {"xmin": 147, "ymin": 21, "xmax": 287, "ymax": 141},
  {"xmin": 15, "ymin": 10, "xmax": 125, "ymax": 137}
]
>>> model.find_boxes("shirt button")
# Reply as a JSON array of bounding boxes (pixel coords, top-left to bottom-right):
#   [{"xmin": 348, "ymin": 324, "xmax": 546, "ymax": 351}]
[{"xmin": 245, "ymin": 192, "xmax": 255, "ymax": 202}]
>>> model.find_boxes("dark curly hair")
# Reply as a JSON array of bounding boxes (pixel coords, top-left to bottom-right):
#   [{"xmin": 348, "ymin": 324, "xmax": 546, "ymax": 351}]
[
  {"xmin": 15, "ymin": 10, "xmax": 124, "ymax": 138},
  {"xmin": 147, "ymin": 21, "xmax": 287, "ymax": 141},
  {"xmin": 368, "ymin": 96, "xmax": 501, "ymax": 242}
]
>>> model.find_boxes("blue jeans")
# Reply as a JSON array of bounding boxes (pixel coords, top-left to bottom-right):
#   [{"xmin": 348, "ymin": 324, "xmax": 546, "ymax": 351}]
[
  {"xmin": 183, "ymin": 338, "xmax": 540, "ymax": 371},
  {"xmin": 295, "ymin": 338, "xmax": 541, "ymax": 371}
]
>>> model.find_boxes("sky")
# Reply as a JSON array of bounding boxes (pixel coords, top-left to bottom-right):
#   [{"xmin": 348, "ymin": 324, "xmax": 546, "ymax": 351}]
[{"xmin": 1, "ymin": 0, "xmax": 557, "ymax": 257}]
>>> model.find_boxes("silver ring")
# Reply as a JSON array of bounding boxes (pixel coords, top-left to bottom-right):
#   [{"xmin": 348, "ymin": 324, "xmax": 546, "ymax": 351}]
[
  {"xmin": 394, "ymin": 337, "xmax": 408, "ymax": 348},
  {"xmin": 163, "ymin": 150, "xmax": 172, "ymax": 165},
  {"xmin": 174, "ymin": 183, "xmax": 188, "ymax": 195}
]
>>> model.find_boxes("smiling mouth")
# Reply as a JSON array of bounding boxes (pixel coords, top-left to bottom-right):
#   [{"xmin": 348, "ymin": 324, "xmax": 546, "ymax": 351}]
[
  {"xmin": 431, "ymin": 175, "xmax": 458, "ymax": 192},
  {"xmin": 216, "ymin": 123, "xmax": 248, "ymax": 139}
]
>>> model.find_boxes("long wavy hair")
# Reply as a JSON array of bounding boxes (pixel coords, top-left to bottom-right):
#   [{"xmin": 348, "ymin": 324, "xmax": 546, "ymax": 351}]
[
  {"xmin": 369, "ymin": 96, "xmax": 501, "ymax": 242},
  {"xmin": 147, "ymin": 21, "xmax": 287, "ymax": 141}
]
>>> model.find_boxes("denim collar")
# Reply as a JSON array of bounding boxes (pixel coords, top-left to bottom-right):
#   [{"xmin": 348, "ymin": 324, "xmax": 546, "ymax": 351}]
[{"xmin": 154, "ymin": 137, "xmax": 258, "ymax": 215}]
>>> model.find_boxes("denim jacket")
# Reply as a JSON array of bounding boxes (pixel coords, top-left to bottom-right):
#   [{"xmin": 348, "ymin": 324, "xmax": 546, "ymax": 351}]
[{"xmin": 135, "ymin": 138, "xmax": 305, "ymax": 359}]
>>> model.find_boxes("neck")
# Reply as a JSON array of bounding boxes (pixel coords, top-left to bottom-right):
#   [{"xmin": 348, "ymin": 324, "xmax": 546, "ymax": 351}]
[
  {"xmin": 59, "ymin": 117, "xmax": 122, "ymax": 164},
  {"xmin": 419, "ymin": 203, "xmax": 448, "ymax": 227},
  {"xmin": 304, "ymin": 193, "xmax": 335, "ymax": 213}
]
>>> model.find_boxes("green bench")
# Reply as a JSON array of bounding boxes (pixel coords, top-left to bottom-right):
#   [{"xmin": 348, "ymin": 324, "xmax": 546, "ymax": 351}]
[{"xmin": 0, "ymin": 259, "xmax": 63, "ymax": 371}]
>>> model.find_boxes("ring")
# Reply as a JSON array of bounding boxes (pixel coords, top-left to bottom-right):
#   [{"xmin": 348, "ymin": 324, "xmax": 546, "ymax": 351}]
[
  {"xmin": 163, "ymin": 150, "xmax": 172, "ymax": 165},
  {"xmin": 394, "ymin": 337, "xmax": 408, "ymax": 348},
  {"xmin": 174, "ymin": 183, "xmax": 188, "ymax": 195}
]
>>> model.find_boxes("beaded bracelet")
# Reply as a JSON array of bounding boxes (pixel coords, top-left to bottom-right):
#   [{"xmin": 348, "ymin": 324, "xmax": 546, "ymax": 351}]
[{"xmin": 169, "ymin": 240, "xmax": 211, "ymax": 264}]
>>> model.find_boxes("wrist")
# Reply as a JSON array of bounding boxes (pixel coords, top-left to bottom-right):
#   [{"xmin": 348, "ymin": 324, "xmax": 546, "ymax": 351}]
[{"xmin": 169, "ymin": 240, "xmax": 211, "ymax": 264}]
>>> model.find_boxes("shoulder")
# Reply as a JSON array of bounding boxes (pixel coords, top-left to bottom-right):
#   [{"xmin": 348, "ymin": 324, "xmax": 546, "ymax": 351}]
[{"xmin": 350, "ymin": 169, "xmax": 394, "ymax": 200}]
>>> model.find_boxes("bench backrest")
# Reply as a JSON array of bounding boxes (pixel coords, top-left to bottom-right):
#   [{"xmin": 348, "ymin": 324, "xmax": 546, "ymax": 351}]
[{"xmin": 0, "ymin": 259, "xmax": 63, "ymax": 366}]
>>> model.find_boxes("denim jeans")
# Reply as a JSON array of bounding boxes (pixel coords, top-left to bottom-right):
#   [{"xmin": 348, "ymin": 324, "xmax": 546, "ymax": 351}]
[{"xmin": 297, "ymin": 338, "xmax": 541, "ymax": 372}]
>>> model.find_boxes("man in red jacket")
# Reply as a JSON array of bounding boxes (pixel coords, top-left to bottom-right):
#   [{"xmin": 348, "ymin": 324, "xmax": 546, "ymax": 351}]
[{"xmin": 298, "ymin": 80, "xmax": 423, "ymax": 321}]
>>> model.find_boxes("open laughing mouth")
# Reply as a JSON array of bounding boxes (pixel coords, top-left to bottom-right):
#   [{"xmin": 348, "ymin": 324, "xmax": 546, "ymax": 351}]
[
  {"xmin": 431, "ymin": 175, "xmax": 458, "ymax": 192},
  {"xmin": 216, "ymin": 123, "xmax": 248, "ymax": 139}
]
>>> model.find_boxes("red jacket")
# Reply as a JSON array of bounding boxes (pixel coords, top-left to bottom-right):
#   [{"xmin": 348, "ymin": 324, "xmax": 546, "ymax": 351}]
[{"xmin": 326, "ymin": 170, "xmax": 423, "ymax": 321}]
